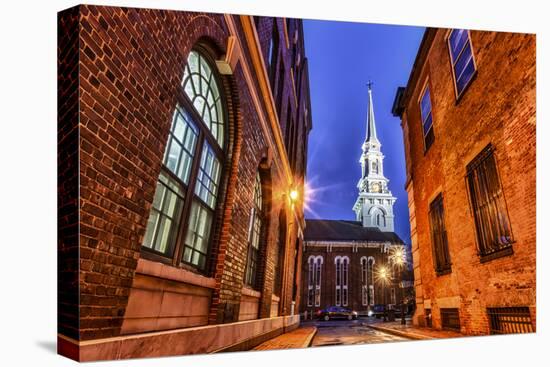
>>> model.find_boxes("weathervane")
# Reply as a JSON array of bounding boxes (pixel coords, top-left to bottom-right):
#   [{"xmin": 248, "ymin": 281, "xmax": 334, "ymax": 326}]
[{"xmin": 367, "ymin": 80, "xmax": 374, "ymax": 90}]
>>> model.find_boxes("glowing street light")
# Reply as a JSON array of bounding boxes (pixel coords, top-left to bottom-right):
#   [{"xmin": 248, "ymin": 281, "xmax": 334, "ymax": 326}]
[
  {"xmin": 289, "ymin": 189, "xmax": 299, "ymax": 202},
  {"xmin": 376, "ymin": 264, "xmax": 390, "ymax": 322},
  {"xmin": 389, "ymin": 245, "xmax": 409, "ymax": 325}
]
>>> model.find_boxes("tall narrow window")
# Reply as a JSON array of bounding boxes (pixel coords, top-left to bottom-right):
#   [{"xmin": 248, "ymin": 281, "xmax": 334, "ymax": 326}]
[
  {"xmin": 361, "ymin": 258, "xmax": 368, "ymax": 306},
  {"xmin": 420, "ymin": 85, "xmax": 434, "ymax": 151},
  {"xmin": 367, "ymin": 257, "xmax": 375, "ymax": 305},
  {"xmin": 342, "ymin": 257, "xmax": 349, "ymax": 306},
  {"xmin": 245, "ymin": 173, "xmax": 264, "ymax": 288},
  {"xmin": 390, "ymin": 288, "xmax": 396, "ymax": 305},
  {"xmin": 142, "ymin": 49, "xmax": 226, "ymax": 272},
  {"xmin": 314, "ymin": 257, "xmax": 322, "ymax": 307},
  {"xmin": 448, "ymin": 29, "xmax": 476, "ymax": 98},
  {"xmin": 307, "ymin": 256, "xmax": 322, "ymax": 307},
  {"xmin": 335, "ymin": 258, "xmax": 341, "ymax": 306},
  {"xmin": 335, "ymin": 256, "xmax": 349, "ymax": 306},
  {"xmin": 466, "ymin": 145, "xmax": 513, "ymax": 261},
  {"xmin": 429, "ymin": 194, "xmax": 452, "ymax": 275}
]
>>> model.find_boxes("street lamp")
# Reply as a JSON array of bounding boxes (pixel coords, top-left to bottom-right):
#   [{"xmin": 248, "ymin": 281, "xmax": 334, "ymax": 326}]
[
  {"xmin": 289, "ymin": 189, "xmax": 299, "ymax": 202},
  {"xmin": 376, "ymin": 265, "xmax": 389, "ymax": 322},
  {"xmin": 390, "ymin": 245, "xmax": 408, "ymax": 325}
]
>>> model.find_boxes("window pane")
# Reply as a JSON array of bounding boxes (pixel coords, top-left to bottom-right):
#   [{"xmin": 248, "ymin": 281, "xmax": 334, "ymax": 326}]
[
  {"xmin": 456, "ymin": 59, "xmax": 476, "ymax": 96},
  {"xmin": 163, "ymin": 108, "xmax": 199, "ymax": 185},
  {"xmin": 183, "ymin": 200, "xmax": 213, "ymax": 269},
  {"xmin": 449, "ymin": 29, "xmax": 468, "ymax": 62},
  {"xmin": 420, "ymin": 88, "xmax": 432, "ymax": 120},
  {"xmin": 423, "ymin": 114, "xmax": 433, "ymax": 136},
  {"xmin": 195, "ymin": 143, "xmax": 222, "ymax": 209},
  {"xmin": 453, "ymin": 44, "xmax": 472, "ymax": 81},
  {"xmin": 181, "ymin": 50, "xmax": 225, "ymax": 148},
  {"xmin": 142, "ymin": 172, "xmax": 185, "ymax": 256},
  {"xmin": 165, "ymin": 141, "xmax": 181, "ymax": 173},
  {"xmin": 143, "ymin": 211, "xmax": 159, "ymax": 248},
  {"xmin": 154, "ymin": 217, "xmax": 172, "ymax": 253}
]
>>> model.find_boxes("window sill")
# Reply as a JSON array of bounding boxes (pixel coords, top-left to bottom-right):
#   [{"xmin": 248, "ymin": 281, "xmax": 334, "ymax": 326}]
[
  {"xmin": 480, "ymin": 246, "xmax": 514, "ymax": 263},
  {"xmin": 135, "ymin": 257, "xmax": 217, "ymax": 289},
  {"xmin": 241, "ymin": 286, "xmax": 261, "ymax": 299}
]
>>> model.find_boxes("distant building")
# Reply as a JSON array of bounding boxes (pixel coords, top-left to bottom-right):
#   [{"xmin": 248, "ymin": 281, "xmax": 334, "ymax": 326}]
[
  {"xmin": 58, "ymin": 5, "xmax": 312, "ymax": 361},
  {"xmin": 392, "ymin": 28, "xmax": 536, "ymax": 334},
  {"xmin": 300, "ymin": 86, "xmax": 412, "ymax": 318}
]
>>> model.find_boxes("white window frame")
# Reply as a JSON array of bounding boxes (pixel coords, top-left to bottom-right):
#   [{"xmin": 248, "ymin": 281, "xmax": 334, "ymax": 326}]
[
  {"xmin": 307, "ymin": 255, "xmax": 323, "ymax": 307},
  {"xmin": 335, "ymin": 256, "xmax": 349, "ymax": 306},
  {"xmin": 368, "ymin": 257, "xmax": 375, "ymax": 305}
]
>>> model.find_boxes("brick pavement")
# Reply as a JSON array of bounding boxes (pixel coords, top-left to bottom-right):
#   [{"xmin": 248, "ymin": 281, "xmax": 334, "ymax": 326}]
[{"xmin": 253, "ymin": 326, "xmax": 317, "ymax": 350}]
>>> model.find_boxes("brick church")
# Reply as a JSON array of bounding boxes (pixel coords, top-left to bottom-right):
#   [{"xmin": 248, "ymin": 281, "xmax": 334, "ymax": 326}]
[
  {"xmin": 301, "ymin": 85, "xmax": 412, "ymax": 317},
  {"xmin": 58, "ymin": 6, "xmax": 312, "ymax": 361}
]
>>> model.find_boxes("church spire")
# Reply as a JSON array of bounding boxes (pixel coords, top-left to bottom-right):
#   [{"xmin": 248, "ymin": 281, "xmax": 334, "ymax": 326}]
[
  {"xmin": 353, "ymin": 81, "xmax": 396, "ymax": 232},
  {"xmin": 365, "ymin": 81, "xmax": 379, "ymax": 144}
]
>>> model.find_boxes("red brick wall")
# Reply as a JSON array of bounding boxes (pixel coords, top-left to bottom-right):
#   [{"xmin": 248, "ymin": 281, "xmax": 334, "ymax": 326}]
[
  {"xmin": 58, "ymin": 5, "xmax": 310, "ymax": 341},
  {"xmin": 400, "ymin": 29, "xmax": 536, "ymax": 334},
  {"xmin": 300, "ymin": 243, "xmax": 409, "ymax": 314},
  {"xmin": 58, "ymin": 5, "xmax": 81, "ymax": 340}
]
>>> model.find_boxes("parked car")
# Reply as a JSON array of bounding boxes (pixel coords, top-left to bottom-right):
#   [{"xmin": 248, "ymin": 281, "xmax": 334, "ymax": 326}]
[
  {"xmin": 369, "ymin": 304, "xmax": 386, "ymax": 318},
  {"xmin": 317, "ymin": 306, "xmax": 358, "ymax": 321}
]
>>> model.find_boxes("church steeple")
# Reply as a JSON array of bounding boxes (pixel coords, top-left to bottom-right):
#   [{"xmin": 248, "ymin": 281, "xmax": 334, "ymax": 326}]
[
  {"xmin": 353, "ymin": 83, "xmax": 396, "ymax": 232},
  {"xmin": 365, "ymin": 81, "xmax": 379, "ymax": 144}
]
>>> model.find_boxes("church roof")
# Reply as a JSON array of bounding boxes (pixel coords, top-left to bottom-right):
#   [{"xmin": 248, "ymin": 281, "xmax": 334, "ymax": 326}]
[{"xmin": 304, "ymin": 219, "xmax": 404, "ymax": 243}]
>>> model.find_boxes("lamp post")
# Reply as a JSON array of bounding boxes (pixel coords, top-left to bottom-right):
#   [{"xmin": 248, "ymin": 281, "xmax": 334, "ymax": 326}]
[
  {"xmin": 390, "ymin": 245, "xmax": 407, "ymax": 325},
  {"xmin": 377, "ymin": 265, "xmax": 389, "ymax": 322}
]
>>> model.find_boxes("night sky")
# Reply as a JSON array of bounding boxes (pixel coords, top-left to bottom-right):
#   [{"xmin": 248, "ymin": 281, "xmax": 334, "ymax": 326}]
[{"xmin": 303, "ymin": 19, "xmax": 425, "ymax": 244}]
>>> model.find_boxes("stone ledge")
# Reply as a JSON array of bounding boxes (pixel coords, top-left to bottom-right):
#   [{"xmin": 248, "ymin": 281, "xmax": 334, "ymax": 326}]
[
  {"xmin": 136, "ymin": 258, "xmax": 217, "ymax": 289},
  {"xmin": 58, "ymin": 315, "xmax": 301, "ymax": 362}
]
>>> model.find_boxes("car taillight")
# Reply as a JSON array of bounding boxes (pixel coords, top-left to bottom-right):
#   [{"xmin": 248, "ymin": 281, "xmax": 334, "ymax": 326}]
[{"xmin": 316, "ymin": 310, "xmax": 322, "ymax": 315}]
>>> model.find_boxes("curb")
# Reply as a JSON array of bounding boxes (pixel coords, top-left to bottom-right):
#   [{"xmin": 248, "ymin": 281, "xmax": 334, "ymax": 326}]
[
  {"xmin": 367, "ymin": 324, "xmax": 434, "ymax": 340},
  {"xmin": 302, "ymin": 327, "xmax": 318, "ymax": 348}
]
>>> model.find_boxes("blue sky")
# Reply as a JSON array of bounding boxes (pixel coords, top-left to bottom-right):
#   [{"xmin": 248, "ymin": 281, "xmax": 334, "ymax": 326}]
[{"xmin": 303, "ymin": 19, "xmax": 425, "ymax": 243}]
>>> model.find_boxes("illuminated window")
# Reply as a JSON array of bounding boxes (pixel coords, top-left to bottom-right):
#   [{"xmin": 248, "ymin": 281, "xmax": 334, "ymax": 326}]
[
  {"xmin": 307, "ymin": 256, "xmax": 323, "ymax": 307},
  {"xmin": 142, "ymin": 48, "xmax": 226, "ymax": 272},
  {"xmin": 335, "ymin": 256, "xmax": 349, "ymax": 306},
  {"xmin": 245, "ymin": 173, "xmax": 264, "ymax": 288}
]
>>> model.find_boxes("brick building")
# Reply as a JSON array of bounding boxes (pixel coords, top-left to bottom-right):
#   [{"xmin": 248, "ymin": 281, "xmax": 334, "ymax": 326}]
[
  {"xmin": 300, "ymin": 85, "xmax": 413, "ymax": 318},
  {"xmin": 58, "ymin": 5, "xmax": 312, "ymax": 361},
  {"xmin": 301, "ymin": 220, "xmax": 412, "ymax": 318},
  {"xmin": 392, "ymin": 28, "xmax": 536, "ymax": 334}
]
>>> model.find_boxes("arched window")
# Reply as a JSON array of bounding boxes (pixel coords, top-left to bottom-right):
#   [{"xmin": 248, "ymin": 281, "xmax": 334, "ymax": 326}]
[
  {"xmin": 368, "ymin": 257, "xmax": 375, "ymax": 305},
  {"xmin": 361, "ymin": 257, "xmax": 368, "ymax": 306},
  {"xmin": 335, "ymin": 256, "xmax": 349, "ymax": 306},
  {"xmin": 307, "ymin": 256, "xmax": 323, "ymax": 307},
  {"xmin": 182, "ymin": 51, "xmax": 225, "ymax": 148},
  {"xmin": 245, "ymin": 172, "xmax": 264, "ymax": 288},
  {"xmin": 142, "ymin": 48, "xmax": 226, "ymax": 272}
]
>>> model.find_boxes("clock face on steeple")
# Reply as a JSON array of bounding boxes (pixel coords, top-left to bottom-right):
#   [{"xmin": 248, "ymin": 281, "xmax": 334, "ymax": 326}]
[{"xmin": 371, "ymin": 182, "xmax": 381, "ymax": 193}]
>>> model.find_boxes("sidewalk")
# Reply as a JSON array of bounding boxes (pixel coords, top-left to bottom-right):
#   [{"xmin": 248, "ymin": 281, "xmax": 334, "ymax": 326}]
[
  {"xmin": 368, "ymin": 321, "xmax": 464, "ymax": 340},
  {"xmin": 253, "ymin": 326, "xmax": 317, "ymax": 351}
]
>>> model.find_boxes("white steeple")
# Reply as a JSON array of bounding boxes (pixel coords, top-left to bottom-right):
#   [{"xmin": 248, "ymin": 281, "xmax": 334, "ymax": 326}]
[{"xmin": 353, "ymin": 83, "xmax": 396, "ymax": 232}]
